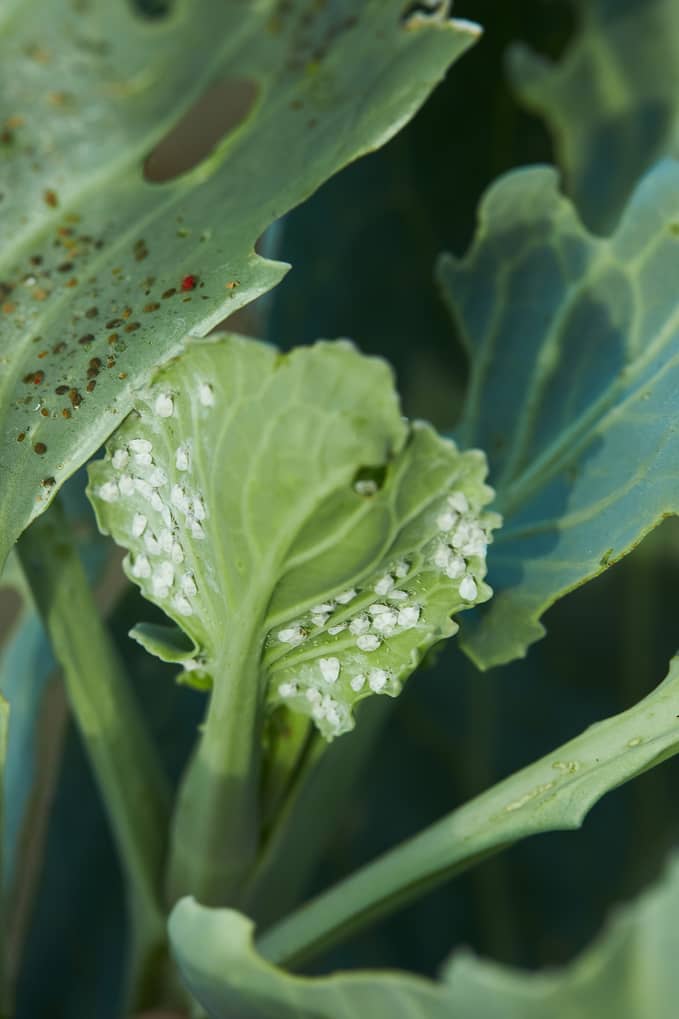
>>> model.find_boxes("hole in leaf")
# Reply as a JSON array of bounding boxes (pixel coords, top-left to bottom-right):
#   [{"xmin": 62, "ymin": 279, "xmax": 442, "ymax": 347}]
[
  {"xmin": 131, "ymin": 0, "xmax": 174, "ymax": 19},
  {"xmin": 401, "ymin": 0, "xmax": 445, "ymax": 23},
  {"xmin": 352, "ymin": 464, "xmax": 388, "ymax": 496},
  {"xmin": 144, "ymin": 78, "xmax": 258, "ymax": 183}
]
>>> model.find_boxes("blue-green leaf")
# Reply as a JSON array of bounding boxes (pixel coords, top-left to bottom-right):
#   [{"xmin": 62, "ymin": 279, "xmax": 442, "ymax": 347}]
[
  {"xmin": 169, "ymin": 850, "xmax": 679, "ymax": 1019},
  {"xmin": 0, "ymin": 0, "xmax": 479, "ymax": 569},
  {"xmin": 442, "ymin": 849, "xmax": 679, "ymax": 1019},
  {"xmin": 168, "ymin": 653, "xmax": 679, "ymax": 1018},
  {"xmin": 508, "ymin": 0, "xmax": 679, "ymax": 232},
  {"xmin": 438, "ymin": 160, "xmax": 679, "ymax": 668},
  {"xmin": 88, "ymin": 335, "xmax": 499, "ymax": 740}
]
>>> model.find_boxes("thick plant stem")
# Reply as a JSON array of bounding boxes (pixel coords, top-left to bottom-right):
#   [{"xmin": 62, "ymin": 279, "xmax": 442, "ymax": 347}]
[
  {"xmin": 165, "ymin": 626, "xmax": 262, "ymax": 909},
  {"xmin": 243, "ymin": 695, "xmax": 394, "ymax": 931},
  {"xmin": 16, "ymin": 498, "xmax": 170, "ymax": 1008}
]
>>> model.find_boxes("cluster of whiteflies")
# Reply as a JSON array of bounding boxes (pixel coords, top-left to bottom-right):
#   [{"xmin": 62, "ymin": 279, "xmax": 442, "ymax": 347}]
[
  {"xmin": 96, "ymin": 383, "xmax": 215, "ymax": 621},
  {"xmin": 271, "ymin": 487, "xmax": 499, "ymax": 739},
  {"xmin": 94, "ymin": 384, "xmax": 499, "ymax": 741}
]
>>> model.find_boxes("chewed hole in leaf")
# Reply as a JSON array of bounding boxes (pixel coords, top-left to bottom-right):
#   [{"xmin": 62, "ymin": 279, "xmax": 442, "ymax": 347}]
[
  {"xmin": 352, "ymin": 463, "xmax": 388, "ymax": 497},
  {"xmin": 401, "ymin": 1, "xmax": 447, "ymax": 25},
  {"xmin": 131, "ymin": 0, "xmax": 175, "ymax": 18},
  {"xmin": 144, "ymin": 78, "xmax": 259, "ymax": 183}
]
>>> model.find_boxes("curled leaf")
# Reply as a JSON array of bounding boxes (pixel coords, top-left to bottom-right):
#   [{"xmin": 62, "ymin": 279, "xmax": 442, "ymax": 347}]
[{"xmin": 88, "ymin": 336, "xmax": 499, "ymax": 739}]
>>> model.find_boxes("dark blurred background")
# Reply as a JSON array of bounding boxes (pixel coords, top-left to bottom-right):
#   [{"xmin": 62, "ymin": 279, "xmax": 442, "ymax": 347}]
[{"xmin": 4, "ymin": 2, "xmax": 679, "ymax": 1015}]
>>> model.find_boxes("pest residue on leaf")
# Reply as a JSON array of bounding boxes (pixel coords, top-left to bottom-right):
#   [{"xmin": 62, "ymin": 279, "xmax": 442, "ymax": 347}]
[
  {"xmin": 268, "ymin": 472, "xmax": 500, "ymax": 738},
  {"xmin": 88, "ymin": 342, "xmax": 501, "ymax": 743}
]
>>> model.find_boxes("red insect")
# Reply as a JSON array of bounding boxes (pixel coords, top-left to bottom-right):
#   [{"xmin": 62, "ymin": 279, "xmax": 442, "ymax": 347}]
[{"xmin": 181, "ymin": 274, "xmax": 198, "ymax": 292}]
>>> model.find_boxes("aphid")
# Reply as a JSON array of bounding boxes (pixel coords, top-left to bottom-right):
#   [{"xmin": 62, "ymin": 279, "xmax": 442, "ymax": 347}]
[
  {"xmin": 131, "ymin": 513, "xmax": 147, "ymax": 537},
  {"xmin": 172, "ymin": 595, "xmax": 193, "ymax": 617},
  {"xmin": 356, "ymin": 634, "xmax": 380, "ymax": 652},
  {"xmin": 436, "ymin": 510, "xmax": 457, "ymax": 531},
  {"xmin": 448, "ymin": 491, "xmax": 469, "ymax": 514},
  {"xmin": 349, "ymin": 615, "xmax": 369, "ymax": 635},
  {"xmin": 148, "ymin": 466, "xmax": 168, "ymax": 488},
  {"xmin": 397, "ymin": 606, "xmax": 420, "ymax": 628},
  {"xmin": 319, "ymin": 657, "xmax": 340, "ymax": 684},
  {"xmin": 198, "ymin": 382, "xmax": 214, "ymax": 407},
  {"xmin": 372, "ymin": 610, "xmax": 397, "ymax": 633},
  {"xmin": 277, "ymin": 626, "xmax": 305, "ymax": 645},
  {"xmin": 119, "ymin": 475, "xmax": 136, "ymax": 496},
  {"xmin": 98, "ymin": 481, "xmax": 119, "ymax": 502},
  {"xmin": 368, "ymin": 603, "xmax": 390, "ymax": 616},
  {"xmin": 154, "ymin": 392, "xmax": 174, "ymax": 418},
  {"xmin": 175, "ymin": 444, "xmax": 190, "ymax": 471},
  {"xmin": 144, "ymin": 532, "xmax": 161, "ymax": 555},
  {"xmin": 129, "ymin": 438, "xmax": 152, "ymax": 455},
  {"xmin": 459, "ymin": 575, "xmax": 478, "ymax": 601},
  {"xmin": 374, "ymin": 574, "xmax": 395, "ymax": 595},
  {"xmin": 131, "ymin": 554, "xmax": 151, "ymax": 579},
  {"xmin": 368, "ymin": 669, "xmax": 389, "ymax": 693},
  {"xmin": 171, "ymin": 484, "xmax": 188, "ymax": 511}
]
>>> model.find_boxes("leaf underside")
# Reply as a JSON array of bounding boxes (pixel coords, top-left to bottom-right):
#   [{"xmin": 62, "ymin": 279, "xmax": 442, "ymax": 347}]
[
  {"xmin": 0, "ymin": 0, "xmax": 479, "ymax": 569},
  {"xmin": 169, "ymin": 653, "xmax": 679, "ymax": 1018},
  {"xmin": 88, "ymin": 335, "xmax": 499, "ymax": 740},
  {"xmin": 438, "ymin": 160, "xmax": 679, "ymax": 668},
  {"xmin": 508, "ymin": 0, "xmax": 679, "ymax": 232}
]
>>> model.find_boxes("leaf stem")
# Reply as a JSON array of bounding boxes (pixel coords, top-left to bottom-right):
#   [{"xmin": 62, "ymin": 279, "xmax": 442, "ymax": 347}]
[
  {"xmin": 256, "ymin": 655, "xmax": 679, "ymax": 968},
  {"xmin": 16, "ymin": 497, "xmax": 170, "ymax": 1008},
  {"xmin": 243, "ymin": 695, "xmax": 393, "ymax": 930},
  {"xmin": 165, "ymin": 622, "xmax": 262, "ymax": 908}
]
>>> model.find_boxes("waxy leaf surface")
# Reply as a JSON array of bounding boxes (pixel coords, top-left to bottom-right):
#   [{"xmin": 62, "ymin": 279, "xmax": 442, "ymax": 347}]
[
  {"xmin": 88, "ymin": 336, "xmax": 498, "ymax": 740},
  {"xmin": 508, "ymin": 0, "xmax": 679, "ymax": 232},
  {"xmin": 0, "ymin": 0, "xmax": 479, "ymax": 568},
  {"xmin": 169, "ymin": 653, "xmax": 679, "ymax": 1017},
  {"xmin": 438, "ymin": 161, "xmax": 679, "ymax": 668},
  {"xmin": 442, "ymin": 850, "xmax": 679, "ymax": 1019}
]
